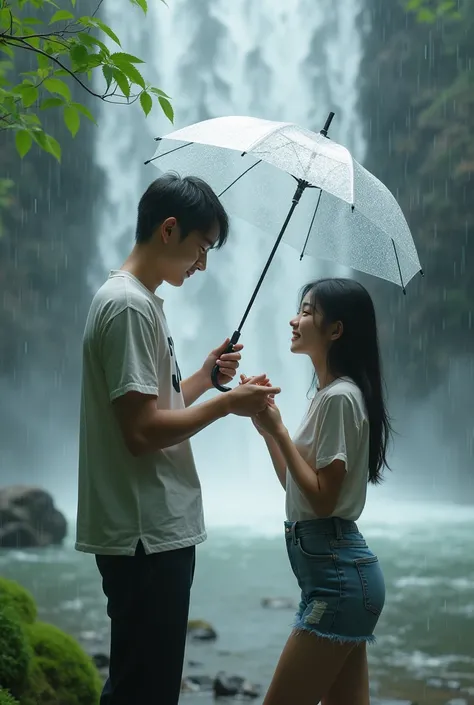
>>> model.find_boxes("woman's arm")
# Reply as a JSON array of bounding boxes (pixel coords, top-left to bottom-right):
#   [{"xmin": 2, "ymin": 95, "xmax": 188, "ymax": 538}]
[
  {"xmin": 261, "ymin": 434, "xmax": 287, "ymax": 489},
  {"xmin": 273, "ymin": 427, "xmax": 346, "ymax": 516}
]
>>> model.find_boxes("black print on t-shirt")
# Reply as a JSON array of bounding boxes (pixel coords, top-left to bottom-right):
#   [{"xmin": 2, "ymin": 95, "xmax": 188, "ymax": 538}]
[{"xmin": 167, "ymin": 336, "xmax": 182, "ymax": 394}]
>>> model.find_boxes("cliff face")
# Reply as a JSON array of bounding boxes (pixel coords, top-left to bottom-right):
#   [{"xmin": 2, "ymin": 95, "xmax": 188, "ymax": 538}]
[{"xmin": 358, "ymin": 0, "xmax": 474, "ymax": 495}]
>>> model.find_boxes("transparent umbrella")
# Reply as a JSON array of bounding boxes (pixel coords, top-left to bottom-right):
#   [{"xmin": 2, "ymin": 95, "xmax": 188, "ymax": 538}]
[{"xmin": 147, "ymin": 113, "xmax": 423, "ymax": 391}]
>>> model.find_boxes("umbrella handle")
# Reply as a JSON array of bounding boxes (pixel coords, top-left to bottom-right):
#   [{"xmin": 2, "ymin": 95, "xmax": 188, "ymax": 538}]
[{"xmin": 211, "ymin": 330, "xmax": 241, "ymax": 393}]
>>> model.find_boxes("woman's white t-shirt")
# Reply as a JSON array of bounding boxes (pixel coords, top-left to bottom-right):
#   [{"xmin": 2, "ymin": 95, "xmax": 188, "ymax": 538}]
[{"xmin": 285, "ymin": 377, "xmax": 370, "ymax": 522}]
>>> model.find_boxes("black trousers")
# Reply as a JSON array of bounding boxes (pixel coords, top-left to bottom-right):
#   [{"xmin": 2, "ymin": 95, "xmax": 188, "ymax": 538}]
[{"xmin": 96, "ymin": 541, "xmax": 196, "ymax": 705}]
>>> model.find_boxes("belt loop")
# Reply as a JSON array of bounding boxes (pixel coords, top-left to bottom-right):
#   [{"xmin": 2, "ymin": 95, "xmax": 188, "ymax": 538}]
[
  {"xmin": 291, "ymin": 521, "xmax": 298, "ymax": 545},
  {"xmin": 333, "ymin": 517, "xmax": 343, "ymax": 540}
]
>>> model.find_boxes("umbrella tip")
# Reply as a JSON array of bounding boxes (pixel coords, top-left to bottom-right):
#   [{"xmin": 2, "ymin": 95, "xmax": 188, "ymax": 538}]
[
  {"xmin": 320, "ymin": 111, "xmax": 335, "ymax": 138},
  {"xmin": 154, "ymin": 137, "xmax": 162, "ymax": 142},
  {"xmin": 419, "ymin": 268, "xmax": 424, "ymax": 276}
]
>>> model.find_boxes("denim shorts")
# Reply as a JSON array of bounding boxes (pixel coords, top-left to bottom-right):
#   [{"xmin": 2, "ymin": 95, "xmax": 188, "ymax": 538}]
[{"xmin": 285, "ymin": 517, "xmax": 385, "ymax": 644}]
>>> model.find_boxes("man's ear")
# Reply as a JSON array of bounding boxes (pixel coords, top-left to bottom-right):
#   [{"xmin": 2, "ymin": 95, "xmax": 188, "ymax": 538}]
[{"xmin": 159, "ymin": 217, "xmax": 177, "ymax": 244}]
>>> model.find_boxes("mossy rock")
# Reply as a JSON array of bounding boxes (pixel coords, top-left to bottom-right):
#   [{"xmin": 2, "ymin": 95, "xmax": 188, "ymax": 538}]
[
  {"xmin": 21, "ymin": 622, "xmax": 102, "ymax": 705},
  {"xmin": 19, "ymin": 658, "xmax": 58, "ymax": 705},
  {"xmin": 0, "ymin": 577, "xmax": 37, "ymax": 624},
  {"xmin": 0, "ymin": 607, "xmax": 31, "ymax": 697},
  {"xmin": 0, "ymin": 689, "xmax": 19, "ymax": 705}
]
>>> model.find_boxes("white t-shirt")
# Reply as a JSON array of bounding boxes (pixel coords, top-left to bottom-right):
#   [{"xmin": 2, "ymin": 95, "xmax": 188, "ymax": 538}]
[
  {"xmin": 285, "ymin": 377, "xmax": 370, "ymax": 522},
  {"xmin": 75, "ymin": 270, "xmax": 206, "ymax": 556}
]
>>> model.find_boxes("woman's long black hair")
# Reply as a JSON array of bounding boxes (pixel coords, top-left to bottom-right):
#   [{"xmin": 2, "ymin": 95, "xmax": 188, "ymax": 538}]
[{"xmin": 300, "ymin": 278, "xmax": 392, "ymax": 484}]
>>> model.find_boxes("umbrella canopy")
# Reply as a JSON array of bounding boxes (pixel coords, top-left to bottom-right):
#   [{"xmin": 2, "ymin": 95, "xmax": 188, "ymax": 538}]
[{"xmin": 148, "ymin": 115, "xmax": 422, "ymax": 288}]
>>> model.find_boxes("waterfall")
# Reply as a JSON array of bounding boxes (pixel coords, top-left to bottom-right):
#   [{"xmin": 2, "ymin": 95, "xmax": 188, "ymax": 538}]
[{"xmin": 94, "ymin": 0, "xmax": 364, "ymax": 530}]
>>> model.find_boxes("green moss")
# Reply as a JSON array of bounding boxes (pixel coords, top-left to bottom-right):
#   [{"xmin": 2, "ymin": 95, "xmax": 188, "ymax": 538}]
[
  {"xmin": 0, "ymin": 688, "xmax": 19, "ymax": 705},
  {"xmin": 21, "ymin": 622, "xmax": 102, "ymax": 705},
  {"xmin": 0, "ymin": 578, "xmax": 37, "ymax": 624},
  {"xmin": 0, "ymin": 608, "xmax": 31, "ymax": 697}
]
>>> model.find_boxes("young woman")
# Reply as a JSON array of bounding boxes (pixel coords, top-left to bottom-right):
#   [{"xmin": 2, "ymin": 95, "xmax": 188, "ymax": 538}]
[{"xmin": 242, "ymin": 277, "xmax": 391, "ymax": 705}]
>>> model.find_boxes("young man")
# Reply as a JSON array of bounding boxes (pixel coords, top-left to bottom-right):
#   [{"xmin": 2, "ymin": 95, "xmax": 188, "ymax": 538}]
[{"xmin": 76, "ymin": 173, "xmax": 279, "ymax": 705}]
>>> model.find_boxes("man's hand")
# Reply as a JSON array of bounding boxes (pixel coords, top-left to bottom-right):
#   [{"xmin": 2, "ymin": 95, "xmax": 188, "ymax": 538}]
[
  {"xmin": 201, "ymin": 338, "xmax": 244, "ymax": 388},
  {"xmin": 240, "ymin": 374, "xmax": 272, "ymax": 438},
  {"xmin": 240, "ymin": 374, "xmax": 284, "ymax": 435},
  {"xmin": 226, "ymin": 374, "xmax": 281, "ymax": 417}
]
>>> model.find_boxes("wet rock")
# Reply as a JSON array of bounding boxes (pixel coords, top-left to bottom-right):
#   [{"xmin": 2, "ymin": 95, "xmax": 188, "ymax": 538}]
[
  {"xmin": 181, "ymin": 675, "xmax": 214, "ymax": 692},
  {"xmin": 92, "ymin": 653, "xmax": 110, "ymax": 670},
  {"xmin": 427, "ymin": 678, "xmax": 461, "ymax": 691},
  {"xmin": 187, "ymin": 618, "xmax": 218, "ymax": 641},
  {"xmin": 213, "ymin": 672, "xmax": 261, "ymax": 699},
  {"xmin": 261, "ymin": 597, "xmax": 295, "ymax": 610},
  {"xmin": 0, "ymin": 485, "xmax": 67, "ymax": 548}
]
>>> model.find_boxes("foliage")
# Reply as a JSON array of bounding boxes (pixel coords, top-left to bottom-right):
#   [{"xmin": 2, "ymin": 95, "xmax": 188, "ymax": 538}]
[
  {"xmin": 21, "ymin": 621, "xmax": 102, "ymax": 705},
  {"xmin": 0, "ymin": 577, "xmax": 37, "ymax": 624},
  {"xmin": 0, "ymin": 607, "xmax": 31, "ymax": 697},
  {"xmin": 0, "ymin": 0, "xmax": 173, "ymax": 161},
  {"xmin": 0, "ymin": 578, "xmax": 102, "ymax": 705},
  {"xmin": 0, "ymin": 689, "xmax": 19, "ymax": 705},
  {"xmin": 404, "ymin": 0, "xmax": 462, "ymax": 22}
]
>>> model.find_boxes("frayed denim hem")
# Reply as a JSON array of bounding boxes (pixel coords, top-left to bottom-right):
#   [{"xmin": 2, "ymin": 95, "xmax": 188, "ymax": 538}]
[{"xmin": 292, "ymin": 621, "xmax": 377, "ymax": 646}]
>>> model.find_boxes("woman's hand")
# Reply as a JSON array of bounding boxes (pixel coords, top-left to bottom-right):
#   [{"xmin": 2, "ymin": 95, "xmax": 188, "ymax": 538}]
[{"xmin": 240, "ymin": 374, "xmax": 286, "ymax": 438}]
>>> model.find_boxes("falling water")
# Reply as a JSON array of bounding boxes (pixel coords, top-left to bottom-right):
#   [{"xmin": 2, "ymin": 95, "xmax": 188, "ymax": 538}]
[{"xmin": 94, "ymin": 0, "xmax": 365, "ymax": 529}]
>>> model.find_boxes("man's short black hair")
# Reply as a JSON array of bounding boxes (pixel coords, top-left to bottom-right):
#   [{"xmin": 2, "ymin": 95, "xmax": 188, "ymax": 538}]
[{"xmin": 136, "ymin": 172, "xmax": 229, "ymax": 248}]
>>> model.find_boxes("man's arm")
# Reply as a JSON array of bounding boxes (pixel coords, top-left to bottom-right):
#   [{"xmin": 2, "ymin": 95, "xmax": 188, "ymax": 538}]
[
  {"xmin": 113, "ymin": 391, "xmax": 230, "ymax": 455},
  {"xmin": 114, "ymin": 380, "xmax": 281, "ymax": 456},
  {"xmin": 101, "ymin": 308, "xmax": 279, "ymax": 455},
  {"xmin": 181, "ymin": 339, "xmax": 244, "ymax": 407},
  {"xmin": 181, "ymin": 370, "xmax": 211, "ymax": 407}
]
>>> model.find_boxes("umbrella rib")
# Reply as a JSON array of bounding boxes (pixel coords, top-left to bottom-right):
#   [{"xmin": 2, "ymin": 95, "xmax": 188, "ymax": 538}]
[
  {"xmin": 300, "ymin": 189, "xmax": 323, "ymax": 260},
  {"xmin": 218, "ymin": 160, "xmax": 263, "ymax": 197},
  {"xmin": 391, "ymin": 239, "xmax": 406, "ymax": 295},
  {"xmin": 144, "ymin": 141, "xmax": 193, "ymax": 166}
]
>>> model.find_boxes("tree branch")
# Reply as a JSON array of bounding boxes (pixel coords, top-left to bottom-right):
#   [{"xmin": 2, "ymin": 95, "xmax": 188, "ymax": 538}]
[{"xmin": 3, "ymin": 36, "xmax": 137, "ymax": 106}]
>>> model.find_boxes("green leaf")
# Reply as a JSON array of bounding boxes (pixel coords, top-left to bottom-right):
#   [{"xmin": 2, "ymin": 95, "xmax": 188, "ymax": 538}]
[
  {"xmin": 0, "ymin": 8, "xmax": 11, "ymax": 30},
  {"xmin": 102, "ymin": 65, "xmax": 113, "ymax": 91},
  {"xmin": 15, "ymin": 130, "xmax": 33, "ymax": 158},
  {"xmin": 83, "ymin": 53, "xmax": 103, "ymax": 70},
  {"xmin": 405, "ymin": 0, "xmax": 422, "ymax": 9},
  {"xmin": 71, "ymin": 101, "xmax": 95, "ymax": 123},
  {"xmin": 44, "ymin": 77, "xmax": 71, "ymax": 102},
  {"xmin": 40, "ymin": 97, "xmax": 64, "ymax": 110},
  {"xmin": 37, "ymin": 53, "xmax": 50, "ymax": 70},
  {"xmin": 70, "ymin": 44, "xmax": 89, "ymax": 67},
  {"xmin": 112, "ymin": 59, "xmax": 145, "ymax": 89},
  {"xmin": 150, "ymin": 86, "xmax": 171, "ymax": 99},
  {"xmin": 130, "ymin": 0, "xmax": 148, "ymax": 12},
  {"xmin": 34, "ymin": 131, "xmax": 62, "ymax": 161},
  {"xmin": 112, "ymin": 68, "xmax": 131, "ymax": 98},
  {"xmin": 159, "ymin": 96, "xmax": 174, "ymax": 123},
  {"xmin": 49, "ymin": 9, "xmax": 75, "ymax": 23},
  {"xmin": 64, "ymin": 104, "xmax": 80, "ymax": 136},
  {"xmin": 417, "ymin": 7, "xmax": 436, "ymax": 22},
  {"xmin": 110, "ymin": 52, "xmax": 145, "ymax": 65},
  {"xmin": 140, "ymin": 90, "xmax": 152, "ymax": 116},
  {"xmin": 22, "ymin": 17, "xmax": 43, "ymax": 25},
  {"xmin": 0, "ymin": 45, "xmax": 14, "ymax": 59},
  {"xmin": 21, "ymin": 84, "xmax": 38, "ymax": 108},
  {"xmin": 77, "ymin": 32, "xmax": 110, "ymax": 56},
  {"xmin": 82, "ymin": 17, "xmax": 121, "ymax": 46},
  {"xmin": 22, "ymin": 113, "xmax": 41, "ymax": 127}
]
